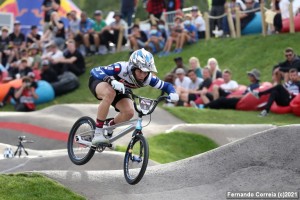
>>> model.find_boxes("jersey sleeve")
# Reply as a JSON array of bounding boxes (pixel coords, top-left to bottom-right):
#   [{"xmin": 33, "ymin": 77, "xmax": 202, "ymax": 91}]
[
  {"xmin": 90, "ymin": 63, "xmax": 122, "ymax": 81},
  {"xmin": 149, "ymin": 75, "xmax": 176, "ymax": 94}
]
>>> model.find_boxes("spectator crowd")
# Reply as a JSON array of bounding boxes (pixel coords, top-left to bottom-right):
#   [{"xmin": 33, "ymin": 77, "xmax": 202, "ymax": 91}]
[
  {"xmin": 0, "ymin": 0, "xmax": 299, "ymax": 115},
  {"xmin": 164, "ymin": 47, "xmax": 300, "ymax": 117}
]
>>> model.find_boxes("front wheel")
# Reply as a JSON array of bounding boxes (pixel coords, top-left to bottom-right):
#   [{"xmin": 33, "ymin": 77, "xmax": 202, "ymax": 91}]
[
  {"xmin": 67, "ymin": 116, "xmax": 96, "ymax": 165},
  {"xmin": 123, "ymin": 133, "xmax": 149, "ymax": 185}
]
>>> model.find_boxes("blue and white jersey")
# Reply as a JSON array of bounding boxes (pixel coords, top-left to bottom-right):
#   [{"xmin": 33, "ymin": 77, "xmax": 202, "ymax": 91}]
[{"xmin": 90, "ymin": 61, "xmax": 176, "ymax": 94}]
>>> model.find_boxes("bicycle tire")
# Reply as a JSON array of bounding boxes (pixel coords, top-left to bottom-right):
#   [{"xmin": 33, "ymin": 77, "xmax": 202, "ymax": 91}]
[
  {"xmin": 123, "ymin": 134, "xmax": 149, "ymax": 185},
  {"xmin": 67, "ymin": 116, "xmax": 96, "ymax": 165}
]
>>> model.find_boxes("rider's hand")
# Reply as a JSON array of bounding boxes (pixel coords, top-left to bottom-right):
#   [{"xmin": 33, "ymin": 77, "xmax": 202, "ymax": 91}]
[
  {"xmin": 111, "ymin": 80, "xmax": 125, "ymax": 94},
  {"xmin": 168, "ymin": 93, "xmax": 179, "ymax": 102}
]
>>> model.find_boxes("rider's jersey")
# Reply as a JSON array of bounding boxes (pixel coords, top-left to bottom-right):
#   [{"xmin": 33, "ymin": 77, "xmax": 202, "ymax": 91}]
[{"xmin": 90, "ymin": 61, "xmax": 176, "ymax": 94}]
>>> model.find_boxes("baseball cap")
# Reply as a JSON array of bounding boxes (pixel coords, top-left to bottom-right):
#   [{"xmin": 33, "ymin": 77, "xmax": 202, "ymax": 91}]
[
  {"xmin": 191, "ymin": 6, "xmax": 199, "ymax": 12},
  {"xmin": 113, "ymin": 11, "xmax": 121, "ymax": 18},
  {"xmin": 94, "ymin": 10, "xmax": 102, "ymax": 16},
  {"xmin": 247, "ymin": 69, "xmax": 261, "ymax": 80},
  {"xmin": 175, "ymin": 68, "xmax": 185, "ymax": 75},
  {"xmin": 1, "ymin": 26, "xmax": 9, "ymax": 32},
  {"xmin": 27, "ymin": 72, "xmax": 35, "ymax": 78}
]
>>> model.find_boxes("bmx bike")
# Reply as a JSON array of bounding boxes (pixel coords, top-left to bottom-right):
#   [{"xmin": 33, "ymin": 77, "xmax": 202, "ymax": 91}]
[{"xmin": 67, "ymin": 90, "xmax": 168, "ymax": 185}]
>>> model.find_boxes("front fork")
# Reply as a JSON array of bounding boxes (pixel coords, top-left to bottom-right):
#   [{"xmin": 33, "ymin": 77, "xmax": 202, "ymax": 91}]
[{"xmin": 128, "ymin": 117, "xmax": 143, "ymax": 162}]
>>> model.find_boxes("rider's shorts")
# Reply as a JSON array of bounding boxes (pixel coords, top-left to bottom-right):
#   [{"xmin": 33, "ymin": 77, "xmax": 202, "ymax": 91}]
[{"xmin": 88, "ymin": 76, "xmax": 131, "ymax": 111}]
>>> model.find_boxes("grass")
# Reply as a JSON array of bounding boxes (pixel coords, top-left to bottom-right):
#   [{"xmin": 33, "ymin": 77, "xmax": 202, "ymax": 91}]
[
  {"xmin": 0, "ymin": 173, "xmax": 84, "ymax": 200},
  {"xmin": 165, "ymin": 107, "xmax": 300, "ymax": 126},
  {"xmin": 115, "ymin": 131, "xmax": 219, "ymax": 164}
]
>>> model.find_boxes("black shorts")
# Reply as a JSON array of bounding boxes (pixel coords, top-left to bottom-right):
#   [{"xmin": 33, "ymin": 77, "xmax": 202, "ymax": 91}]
[{"xmin": 88, "ymin": 76, "xmax": 131, "ymax": 110}]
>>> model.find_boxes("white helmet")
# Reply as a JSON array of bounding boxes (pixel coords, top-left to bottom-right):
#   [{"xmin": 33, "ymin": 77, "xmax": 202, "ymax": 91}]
[{"xmin": 128, "ymin": 48, "xmax": 157, "ymax": 87}]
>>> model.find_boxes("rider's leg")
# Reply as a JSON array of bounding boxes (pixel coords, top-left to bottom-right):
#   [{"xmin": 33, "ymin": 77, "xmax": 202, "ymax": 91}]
[
  {"xmin": 113, "ymin": 98, "xmax": 134, "ymax": 124},
  {"xmin": 95, "ymin": 82, "xmax": 116, "ymax": 124},
  {"xmin": 92, "ymin": 82, "xmax": 117, "ymax": 144}
]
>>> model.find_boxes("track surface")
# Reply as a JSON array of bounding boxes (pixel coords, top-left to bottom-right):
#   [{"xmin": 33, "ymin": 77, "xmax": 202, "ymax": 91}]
[{"xmin": 1, "ymin": 104, "xmax": 295, "ymax": 200}]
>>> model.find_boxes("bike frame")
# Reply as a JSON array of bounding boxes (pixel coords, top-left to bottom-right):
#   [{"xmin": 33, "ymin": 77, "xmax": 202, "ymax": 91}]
[{"xmin": 76, "ymin": 92, "xmax": 167, "ymax": 148}]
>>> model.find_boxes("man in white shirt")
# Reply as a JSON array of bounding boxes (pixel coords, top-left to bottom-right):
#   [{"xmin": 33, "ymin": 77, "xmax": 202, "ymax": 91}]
[
  {"xmin": 174, "ymin": 68, "xmax": 192, "ymax": 90},
  {"xmin": 101, "ymin": 11, "xmax": 128, "ymax": 51},
  {"xmin": 42, "ymin": 41, "xmax": 64, "ymax": 74},
  {"xmin": 212, "ymin": 69, "xmax": 238, "ymax": 100}
]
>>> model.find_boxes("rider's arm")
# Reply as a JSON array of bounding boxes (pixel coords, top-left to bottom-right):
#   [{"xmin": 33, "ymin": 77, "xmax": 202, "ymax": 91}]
[
  {"xmin": 90, "ymin": 63, "xmax": 122, "ymax": 83},
  {"xmin": 149, "ymin": 75, "xmax": 176, "ymax": 94}
]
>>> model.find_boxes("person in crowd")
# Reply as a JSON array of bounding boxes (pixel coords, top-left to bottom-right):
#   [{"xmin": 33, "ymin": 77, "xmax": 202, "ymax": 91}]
[
  {"xmin": 146, "ymin": 0, "xmax": 165, "ymax": 19},
  {"xmin": 42, "ymin": 41, "xmax": 64, "ymax": 75},
  {"xmin": 14, "ymin": 76, "xmax": 38, "ymax": 112},
  {"xmin": 128, "ymin": 24, "xmax": 148, "ymax": 51},
  {"xmin": 0, "ymin": 26, "xmax": 13, "ymax": 68},
  {"xmin": 8, "ymin": 21, "xmax": 26, "ymax": 60},
  {"xmin": 159, "ymin": 16, "xmax": 184, "ymax": 57},
  {"xmin": 101, "ymin": 11, "xmax": 128, "ymax": 52},
  {"xmin": 273, "ymin": 47, "xmax": 300, "ymax": 83},
  {"xmin": 174, "ymin": 68, "xmax": 191, "ymax": 90},
  {"xmin": 173, "ymin": 14, "xmax": 198, "ymax": 54},
  {"xmin": 204, "ymin": 68, "xmax": 260, "ymax": 109},
  {"xmin": 207, "ymin": 57, "xmax": 222, "ymax": 81},
  {"xmin": 120, "ymin": 0, "xmax": 138, "ymax": 32},
  {"xmin": 157, "ymin": 20, "xmax": 168, "ymax": 41},
  {"xmin": 26, "ymin": 25, "xmax": 41, "ymax": 48},
  {"xmin": 28, "ymin": 43, "xmax": 42, "ymax": 80},
  {"xmin": 179, "ymin": 67, "xmax": 212, "ymax": 105},
  {"xmin": 209, "ymin": 0, "xmax": 226, "ymax": 36},
  {"xmin": 189, "ymin": 56, "xmax": 202, "ymax": 78},
  {"xmin": 52, "ymin": 39, "xmax": 86, "ymax": 76},
  {"xmin": 222, "ymin": 0, "xmax": 243, "ymax": 36},
  {"xmin": 144, "ymin": 24, "xmax": 164, "ymax": 54},
  {"xmin": 41, "ymin": 12, "xmax": 65, "ymax": 50},
  {"xmin": 200, "ymin": 69, "xmax": 238, "ymax": 104},
  {"xmin": 42, "ymin": 0, "xmax": 61, "ymax": 32},
  {"xmin": 191, "ymin": 6, "xmax": 206, "ymax": 39},
  {"xmin": 165, "ymin": 0, "xmax": 181, "ymax": 12},
  {"xmin": 176, "ymin": 69, "xmax": 203, "ymax": 102},
  {"xmin": 67, "ymin": 10, "xmax": 80, "ymax": 39},
  {"xmin": 252, "ymin": 68, "xmax": 300, "ymax": 117},
  {"xmin": 270, "ymin": 0, "xmax": 282, "ymax": 33},
  {"xmin": 171, "ymin": 57, "xmax": 188, "ymax": 74},
  {"xmin": 279, "ymin": 0, "xmax": 291, "ymax": 20},
  {"xmin": 0, "ymin": 70, "xmax": 36, "ymax": 108},
  {"xmin": 8, "ymin": 58, "xmax": 32, "ymax": 81},
  {"xmin": 92, "ymin": 10, "xmax": 107, "ymax": 54},
  {"xmin": 74, "ymin": 12, "xmax": 95, "ymax": 54},
  {"xmin": 40, "ymin": 59, "xmax": 58, "ymax": 83},
  {"xmin": 240, "ymin": 0, "xmax": 260, "ymax": 31}
]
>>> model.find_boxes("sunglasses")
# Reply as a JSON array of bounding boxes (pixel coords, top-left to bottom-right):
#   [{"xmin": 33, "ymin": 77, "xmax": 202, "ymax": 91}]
[{"xmin": 285, "ymin": 53, "xmax": 293, "ymax": 57}]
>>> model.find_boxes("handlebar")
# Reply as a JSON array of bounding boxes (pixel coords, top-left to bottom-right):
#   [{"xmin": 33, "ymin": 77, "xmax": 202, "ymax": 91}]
[{"xmin": 125, "ymin": 88, "xmax": 168, "ymax": 116}]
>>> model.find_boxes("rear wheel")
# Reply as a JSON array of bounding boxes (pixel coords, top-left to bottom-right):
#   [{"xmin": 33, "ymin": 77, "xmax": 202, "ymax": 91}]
[
  {"xmin": 123, "ymin": 134, "xmax": 149, "ymax": 185},
  {"xmin": 67, "ymin": 116, "xmax": 96, "ymax": 165}
]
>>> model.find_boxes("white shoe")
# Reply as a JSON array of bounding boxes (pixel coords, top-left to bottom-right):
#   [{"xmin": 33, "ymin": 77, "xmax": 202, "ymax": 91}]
[
  {"xmin": 92, "ymin": 128, "xmax": 109, "ymax": 145},
  {"xmin": 258, "ymin": 109, "xmax": 268, "ymax": 117}
]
